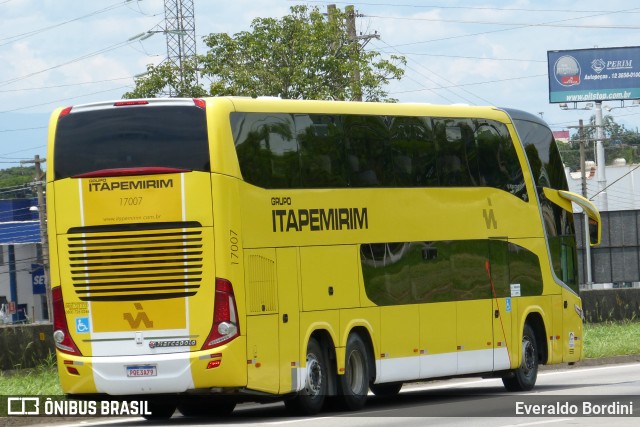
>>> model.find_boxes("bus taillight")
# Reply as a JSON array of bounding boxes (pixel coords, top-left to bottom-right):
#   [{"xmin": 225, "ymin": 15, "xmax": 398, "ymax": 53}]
[
  {"xmin": 52, "ymin": 287, "xmax": 82, "ymax": 356},
  {"xmin": 193, "ymin": 98, "xmax": 206, "ymax": 109},
  {"xmin": 113, "ymin": 100, "xmax": 149, "ymax": 107},
  {"xmin": 202, "ymin": 278, "xmax": 240, "ymax": 350},
  {"xmin": 58, "ymin": 106, "xmax": 72, "ymax": 119}
]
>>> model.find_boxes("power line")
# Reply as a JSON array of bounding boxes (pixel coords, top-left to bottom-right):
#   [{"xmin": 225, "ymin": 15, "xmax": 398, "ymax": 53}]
[
  {"xmin": 0, "ymin": 85, "xmax": 131, "ymax": 114},
  {"xmin": 0, "ymin": 145, "xmax": 47, "ymax": 158},
  {"xmin": 0, "ymin": 40, "xmax": 134, "ymax": 87},
  {"xmin": 381, "ymin": 7, "xmax": 640, "ymax": 49},
  {"xmin": 388, "ymin": 71, "xmax": 546, "ymax": 97},
  {"xmin": 0, "ymin": 1, "xmax": 128, "ymax": 47},
  {"xmin": 373, "ymin": 51, "xmax": 546, "ymax": 63},
  {"xmin": 364, "ymin": 14, "xmax": 640, "ymax": 30},
  {"xmin": 0, "ymin": 76, "xmax": 134, "ymax": 93},
  {"xmin": 295, "ymin": 1, "xmax": 640, "ymax": 14},
  {"xmin": 0, "ymin": 126, "xmax": 46, "ymax": 133}
]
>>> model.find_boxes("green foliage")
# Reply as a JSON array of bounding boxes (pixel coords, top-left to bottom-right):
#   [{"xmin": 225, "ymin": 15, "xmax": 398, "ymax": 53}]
[
  {"xmin": 0, "ymin": 166, "xmax": 36, "ymax": 199},
  {"xmin": 124, "ymin": 59, "xmax": 208, "ymax": 99},
  {"xmin": 560, "ymin": 113, "xmax": 640, "ymax": 171},
  {"xmin": 583, "ymin": 320, "xmax": 640, "ymax": 359},
  {"xmin": 124, "ymin": 5, "xmax": 405, "ymax": 101},
  {"xmin": 0, "ymin": 355, "xmax": 62, "ymax": 395}
]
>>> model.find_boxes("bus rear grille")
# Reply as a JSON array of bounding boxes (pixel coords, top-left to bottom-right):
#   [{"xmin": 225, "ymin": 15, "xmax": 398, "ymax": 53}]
[{"xmin": 65, "ymin": 222, "xmax": 203, "ymax": 302}]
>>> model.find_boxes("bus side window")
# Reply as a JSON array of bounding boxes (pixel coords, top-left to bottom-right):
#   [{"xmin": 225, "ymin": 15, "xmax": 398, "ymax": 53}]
[
  {"xmin": 297, "ymin": 114, "xmax": 347, "ymax": 188},
  {"xmin": 434, "ymin": 119, "xmax": 480, "ymax": 187},
  {"xmin": 233, "ymin": 113, "xmax": 299, "ymax": 189},
  {"xmin": 389, "ymin": 116, "xmax": 435, "ymax": 187},
  {"xmin": 343, "ymin": 115, "xmax": 389, "ymax": 187}
]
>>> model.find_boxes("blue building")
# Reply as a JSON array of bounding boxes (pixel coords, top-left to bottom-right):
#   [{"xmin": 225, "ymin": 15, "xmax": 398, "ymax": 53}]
[{"xmin": 0, "ymin": 198, "xmax": 47, "ymax": 324}]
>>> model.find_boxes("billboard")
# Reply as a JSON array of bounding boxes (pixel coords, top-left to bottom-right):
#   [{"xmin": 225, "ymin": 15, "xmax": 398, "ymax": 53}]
[{"xmin": 547, "ymin": 46, "xmax": 640, "ymax": 103}]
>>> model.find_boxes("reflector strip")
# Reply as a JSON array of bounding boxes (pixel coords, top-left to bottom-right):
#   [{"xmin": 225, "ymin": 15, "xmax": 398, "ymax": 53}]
[{"xmin": 114, "ymin": 100, "xmax": 149, "ymax": 107}]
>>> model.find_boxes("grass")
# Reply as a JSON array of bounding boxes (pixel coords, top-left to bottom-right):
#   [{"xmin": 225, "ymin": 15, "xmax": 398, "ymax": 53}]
[
  {"xmin": 1, "ymin": 321, "xmax": 639, "ymax": 396},
  {"xmin": 583, "ymin": 319, "xmax": 640, "ymax": 359},
  {"xmin": 0, "ymin": 353, "xmax": 62, "ymax": 395}
]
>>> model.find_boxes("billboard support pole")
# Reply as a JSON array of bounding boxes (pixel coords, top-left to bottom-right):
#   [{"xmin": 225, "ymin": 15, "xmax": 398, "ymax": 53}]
[
  {"xmin": 578, "ymin": 119, "xmax": 593, "ymax": 289},
  {"xmin": 595, "ymin": 101, "xmax": 608, "ymax": 212}
]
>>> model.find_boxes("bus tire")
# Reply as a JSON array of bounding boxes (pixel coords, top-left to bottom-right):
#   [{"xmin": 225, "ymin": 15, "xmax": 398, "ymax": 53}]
[
  {"xmin": 369, "ymin": 382, "xmax": 402, "ymax": 397},
  {"xmin": 336, "ymin": 334, "xmax": 370, "ymax": 411},
  {"xmin": 285, "ymin": 337, "xmax": 328, "ymax": 415},
  {"xmin": 142, "ymin": 402, "xmax": 176, "ymax": 420},
  {"xmin": 502, "ymin": 323, "xmax": 538, "ymax": 392}
]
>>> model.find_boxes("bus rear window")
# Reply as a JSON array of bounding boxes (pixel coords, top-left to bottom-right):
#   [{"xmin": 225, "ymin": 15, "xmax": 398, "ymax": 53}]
[{"xmin": 54, "ymin": 106, "xmax": 210, "ymax": 179}]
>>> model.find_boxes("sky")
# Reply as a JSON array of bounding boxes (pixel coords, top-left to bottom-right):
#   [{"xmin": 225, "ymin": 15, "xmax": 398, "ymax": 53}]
[{"xmin": 2, "ymin": 0, "xmax": 640, "ymax": 170}]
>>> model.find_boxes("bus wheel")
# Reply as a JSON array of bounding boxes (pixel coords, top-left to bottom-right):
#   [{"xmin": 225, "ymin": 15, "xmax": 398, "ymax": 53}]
[
  {"xmin": 337, "ymin": 334, "xmax": 370, "ymax": 411},
  {"xmin": 369, "ymin": 382, "xmax": 402, "ymax": 397},
  {"xmin": 502, "ymin": 324, "xmax": 538, "ymax": 391},
  {"xmin": 142, "ymin": 402, "xmax": 176, "ymax": 420},
  {"xmin": 285, "ymin": 337, "xmax": 328, "ymax": 415}
]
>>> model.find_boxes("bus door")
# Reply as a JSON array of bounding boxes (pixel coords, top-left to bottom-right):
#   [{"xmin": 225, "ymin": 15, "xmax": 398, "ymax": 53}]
[
  {"xmin": 488, "ymin": 239, "xmax": 512, "ymax": 371},
  {"xmin": 556, "ymin": 190, "xmax": 601, "ymax": 363},
  {"xmin": 454, "ymin": 241, "xmax": 494, "ymax": 375},
  {"xmin": 244, "ymin": 248, "xmax": 280, "ymax": 394},
  {"xmin": 365, "ymin": 243, "xmax": 420, "ymax": 383},
  {"xmin": 276, "ymin": 247, "xmax": 301, "ymax": 394}
]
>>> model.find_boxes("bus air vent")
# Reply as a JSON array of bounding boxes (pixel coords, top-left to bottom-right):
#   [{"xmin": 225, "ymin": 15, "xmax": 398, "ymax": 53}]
[{"xmin": 65, "ymin": 222, "xmax": 203, "ymax": 302}]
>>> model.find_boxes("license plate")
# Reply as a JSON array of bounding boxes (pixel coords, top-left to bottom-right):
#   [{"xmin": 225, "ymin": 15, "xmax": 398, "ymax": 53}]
[{"xmin": 126, "ymin": 365, "xmax": 157, "ymax": 377}]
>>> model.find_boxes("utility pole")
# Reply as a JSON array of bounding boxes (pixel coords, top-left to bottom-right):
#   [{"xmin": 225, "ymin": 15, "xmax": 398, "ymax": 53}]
[
  {"xmin": 344, "ymin": 5, "xmax": 380, "ymax": 101},
  {"xmin": 594, "ymin": 101, "xmax": 608, "ymax": 211},
  {"xmin": 578, "ymin": 120, "xmax": 592, "ymax": 288},
  {"xmin": 21, "ymin": 155, "xmax": 51, "ymax": 321},
  {"xmin": 345, "ymin": 5, "xmax": 362, "ymax": 102},
  {"xmin": 327, "ymin": 4, "xmax": 338, "ymax": 52},
  {"xmin": 579, "ymin": 119, "xmax": 587, "ymax": 198},
  {"xmin": 568, "ymin": 121, "xmax": 592, "ymax": 288}
]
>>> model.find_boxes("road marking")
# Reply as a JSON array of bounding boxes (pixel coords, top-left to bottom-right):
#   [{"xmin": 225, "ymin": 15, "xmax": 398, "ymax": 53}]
[
  {"xmin": 538, "ymin": 362, "xmax": 640, "ymax": 377},
  {"xmin": 401, "ymin": 362, "xmax": 640, "ymax": 393},
  {"xmin": 264, "ymin": 416, "xmax": 335, "ymax": 425},
  {"xmin": 501, "ymin": 418, "xmax": 573, "ymax": 427}
]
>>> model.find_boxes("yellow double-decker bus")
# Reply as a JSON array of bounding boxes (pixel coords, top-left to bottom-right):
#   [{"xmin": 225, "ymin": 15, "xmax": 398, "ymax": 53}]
[{"xmin": 47, "ymin": 97, "xmax": 600, "ymax": 419}]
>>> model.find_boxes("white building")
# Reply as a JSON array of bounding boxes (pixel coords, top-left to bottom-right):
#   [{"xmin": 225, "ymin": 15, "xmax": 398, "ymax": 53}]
[
  {"xmin": 0, "ymin": 244, "xmax": 48, "ymax": 324},
  {"xmin": 566, "ymin": 159, "xmax": 640, "ymax": 289},
  {"xmin": 566, "ymin": 158, "xmax": 640, "ymax": 211}
]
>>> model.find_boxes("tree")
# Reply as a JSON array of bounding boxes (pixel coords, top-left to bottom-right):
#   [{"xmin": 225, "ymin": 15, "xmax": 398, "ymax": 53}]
[
  {"xmin": 124, "ymin": 5, "xmax": 406, "ymax": 101},
  {"xmin": 0, "ymin": 166, "xmax": 37, "ymax": 199},
  {"xmin": 561, "ymin": 114, "xmax": 640, "ymax": 171},
  {"xmin": 126, "ymin": 59, "xmax": 208, "ymax": 98}
]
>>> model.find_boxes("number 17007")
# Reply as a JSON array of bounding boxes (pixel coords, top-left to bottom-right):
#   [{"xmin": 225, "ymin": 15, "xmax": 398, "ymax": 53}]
[{"xmin": 120, "ymin": 197, "xmax": 143, "ymax": 206}]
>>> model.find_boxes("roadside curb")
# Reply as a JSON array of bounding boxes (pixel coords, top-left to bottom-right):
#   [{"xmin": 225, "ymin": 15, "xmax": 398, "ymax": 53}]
[{"xmin": 541, "ymin": 354, "xmax": 640, "ymax": 371}]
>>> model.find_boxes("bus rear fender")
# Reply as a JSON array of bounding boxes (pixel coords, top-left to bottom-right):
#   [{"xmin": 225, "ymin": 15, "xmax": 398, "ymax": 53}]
[{"xmin": 306, "ymin": 328, "xmax": 338, "ymax": 395}]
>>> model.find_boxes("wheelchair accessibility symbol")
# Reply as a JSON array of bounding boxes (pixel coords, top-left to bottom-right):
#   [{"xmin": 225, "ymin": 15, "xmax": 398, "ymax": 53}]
[{"xmin": 75, "ymin": 317, "xmax": 90, "ymax": 334}]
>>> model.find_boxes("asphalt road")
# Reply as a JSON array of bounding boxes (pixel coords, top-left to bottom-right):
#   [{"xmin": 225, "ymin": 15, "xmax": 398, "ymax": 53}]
[{"xmin": 8, "ymin": 360, "xmax": 640, "ymax": 427}]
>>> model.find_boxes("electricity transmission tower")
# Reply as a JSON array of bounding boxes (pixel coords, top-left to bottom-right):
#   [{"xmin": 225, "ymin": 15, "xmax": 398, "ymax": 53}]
[{"xmin": 162, "ymin": 0, "xmax": 197, "ymax": 95}]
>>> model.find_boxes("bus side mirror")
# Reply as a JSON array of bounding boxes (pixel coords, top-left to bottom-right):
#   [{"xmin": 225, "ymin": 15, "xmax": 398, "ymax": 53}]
[
  {"xmin": 588, "ymin": 218, "xmax": 599, "ymax": 246},
  {"xmin": 557, "ymin": 190, "xmax": 601, "ymax": 246}
]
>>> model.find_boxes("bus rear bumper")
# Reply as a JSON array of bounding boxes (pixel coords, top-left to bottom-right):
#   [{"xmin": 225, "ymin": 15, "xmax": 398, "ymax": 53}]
[{"xmin": 57, "ymin": 337, "xmax": 247, "ymax": 395}]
